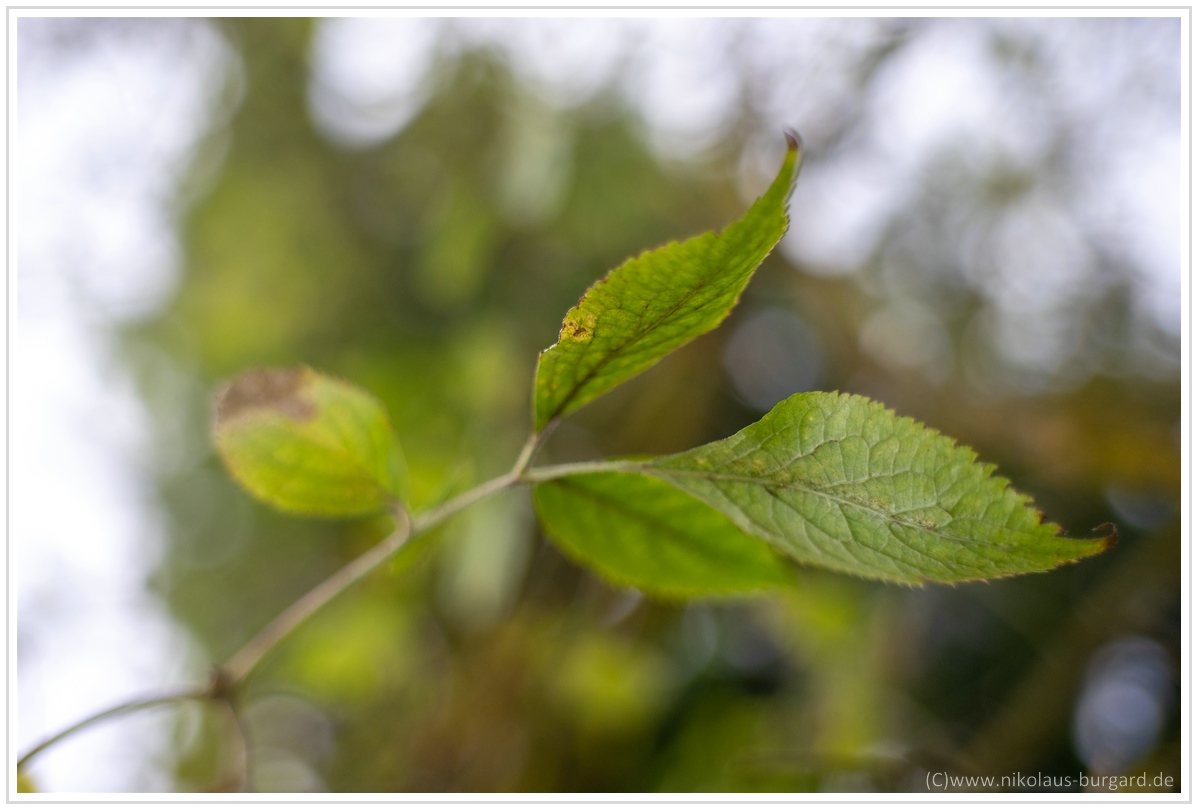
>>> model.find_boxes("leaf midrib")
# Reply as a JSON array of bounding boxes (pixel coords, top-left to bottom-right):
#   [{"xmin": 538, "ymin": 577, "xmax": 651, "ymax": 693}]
[
  {"xmin": 545, "ymin": 237, "xmax": 732, "ymax": 423},
  {"xmin": 645, "ymin": 466, "xmax": 1031, "ymax": 548}
]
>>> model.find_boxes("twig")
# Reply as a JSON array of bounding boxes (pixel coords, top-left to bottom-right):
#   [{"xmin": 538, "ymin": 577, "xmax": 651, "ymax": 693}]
[
  {"xmin": 222, "ymin": 508, "xmax": 412, "ymax": 685},
  {"xmin": 17, "ymin": 686, "xmax": 209, "ymax": 770},
  {"xmin": 17, "ymin": 430, "xmax": 608, "ymax": 769},
  {"xmin": 210, "ymin": 697, "xmax": 250, "ymax": 792},
  {"xmin": 408, "ymin": 432, "xmax": 544, "ymax": 535},
  {"xmin": 510, "ymin": 431, "xmax": 541, "ymax": 477},
  {"xmin": 519, "ymin": 458, "xmax": 644, "ymax": 482}
]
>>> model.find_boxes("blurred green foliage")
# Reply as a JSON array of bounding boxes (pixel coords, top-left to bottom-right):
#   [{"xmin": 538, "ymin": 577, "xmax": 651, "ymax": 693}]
[{"xmin": 124, "ymin": 18, "xmax": 1180, "ymax": 792}]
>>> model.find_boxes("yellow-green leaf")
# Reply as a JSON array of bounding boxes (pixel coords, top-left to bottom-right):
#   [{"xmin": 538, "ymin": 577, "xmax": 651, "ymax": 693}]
[
  {"xmin": 215, "ymin": 367, "xmax": 407, "ymax": 517},
  {"xmin": 533, "ymin": 132, "xmax": 803, "ymax": 431}
]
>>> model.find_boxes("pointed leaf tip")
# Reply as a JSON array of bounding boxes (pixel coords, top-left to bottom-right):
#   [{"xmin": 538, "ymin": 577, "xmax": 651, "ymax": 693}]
[
  {"xmin": 532, "ymin": 134, "xmax": 803, "ymax": 431},
  {"xmin": 1093, "ymin": 522, "xmax": 1120, "ymax": 551},
  {"xmin": 783, "ymin": 127, "xmax": 802, "ymax": 152}
]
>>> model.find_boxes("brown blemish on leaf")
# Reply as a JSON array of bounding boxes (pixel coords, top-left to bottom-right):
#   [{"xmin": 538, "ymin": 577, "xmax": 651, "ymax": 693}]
[
  {"xmin": 559, "ymin": 310, "xmax": 597, "ymax": 342},
  {"xmin": 217, "ymin": 368, "xmax": 317, "ymax": 423}
]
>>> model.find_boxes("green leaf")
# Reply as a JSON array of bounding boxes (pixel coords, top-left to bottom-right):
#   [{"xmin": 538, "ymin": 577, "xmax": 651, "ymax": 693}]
[
  {"xmin": 533, "ymin": 132, "xmax": 803, "ymax": 431},
  {"xmin": 645, "ymin": 392, "xmax": 1115, "ymax": 584},
  {"xmin": 215, "ymin": 367, "xmax": 407, "ymax": 517},
  {"xmin": 533, "ymin": 471, "xmax": 793, "ymax": 598}
]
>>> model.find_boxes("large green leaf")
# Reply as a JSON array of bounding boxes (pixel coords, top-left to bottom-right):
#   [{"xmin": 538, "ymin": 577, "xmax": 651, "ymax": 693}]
[
  {"xmin": 533, "ymin": 472, "xmax": 793, "ymax": 598},
  {"xmin": 215, "ymin": 367, "xmax": 407, "ymax": 517},
  {"xmin": 533, "ymin": 133, "xmax": 803, "ymax": 431},
  {"xmin": 644, "ymin": 392, "xmax": 1115, "ymax": 584}
]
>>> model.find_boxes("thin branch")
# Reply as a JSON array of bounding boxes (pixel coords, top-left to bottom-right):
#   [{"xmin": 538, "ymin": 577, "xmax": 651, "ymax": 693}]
[
  {"xmin": 17, "ymin": 686, "xmax": 209, "ymax": 770},
  {"xmin": 510, "ymin": 431, "xmax": 542, "ymax": 478},
  {"xmin": 18, "ymin": 431, "xmax": 619, "ymax": 770},
  {"xmin": 519, "ymin": 458, "xmax": 645, "ymax": 483},
  {"xmin": 220, "ymin": 432, "xmax": 594, "ymax": 684},
  {"xmin": 409, "ymin": 471, "xmax": 519, "ymax": 535},
  {"xmin": 222, "ymin": 508, "xmax": 412, "ymax": 685},
  {"xmin": 408, "ymin": 431, "xmax": 544, "ymax": 535}
]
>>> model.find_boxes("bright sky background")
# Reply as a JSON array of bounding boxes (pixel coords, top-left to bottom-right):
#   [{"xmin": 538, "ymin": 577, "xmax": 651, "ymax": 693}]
[{"xmin": 16, "ymin": 18, "xmax": 230, "ymax": 791}]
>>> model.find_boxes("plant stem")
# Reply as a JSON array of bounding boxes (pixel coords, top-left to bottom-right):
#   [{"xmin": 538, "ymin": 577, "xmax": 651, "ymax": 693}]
[
  {"xmin": 407, "ymin": 431, "xmax": 542, "ymax": 534},
  {"xmin": 211, "ymin": 697, "xmax": 249, "ymax": 792},
  {"xmin": 222, "ymin": 508, "xmax": 412, "ymax": 684},
  {"xmin": 222, "ymin": 431, "xmax": 551, "ymax": 684},
  {"xmin": 409, "ymin": 472, "xmax": 518, "ymax": 535},
  {"xmin": 17, "ymin": 438, "xmax": 644, "ymax": 769},
  {"xmin": 17, "ymin": 686, "xmax": 209, "ymax": 770},
  {"xmin": 519, "ymin": 458, "xmax": 645, "ymax": 482},
  {"xmin": 218, "ymin": 450, "xmax": 645, "ymax": 682},
  {"xmin": 510, "ymin": 431, "xmax": 541, "ymax": 477}
]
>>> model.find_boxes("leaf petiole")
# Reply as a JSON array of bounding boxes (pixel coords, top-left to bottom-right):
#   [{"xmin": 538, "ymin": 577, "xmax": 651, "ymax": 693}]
[{"xmin": 519, "ymin": 458, "xmax": 645, "ymax": 483}]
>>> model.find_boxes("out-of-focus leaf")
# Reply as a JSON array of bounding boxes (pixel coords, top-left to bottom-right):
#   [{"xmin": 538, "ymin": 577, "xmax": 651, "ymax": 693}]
[
  {"xmin": 550, "ymin": 634, "xmax": 677, "ymax": 736},
  {"xmin": 533, "ymin": 471, "xmax": 792, "ymax": 598},
  {"xmin": 532, "ymin": 133, "xmax": 802, "ymax": 431},
  {"xmin": 646, "ymin": 392, "xmax": 1115, "ymax": 584},
  {"xmin": 17, "ymin": 769, "xmax": 37, "ymax": 793},
  {"xmin": 215, "ymin": 367, "xmax": 407, "ymax": 517}
]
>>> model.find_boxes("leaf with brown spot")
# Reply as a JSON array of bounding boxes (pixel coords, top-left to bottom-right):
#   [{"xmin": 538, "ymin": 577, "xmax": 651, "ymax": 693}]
[
  {"xmin": 215, "ymin": 367, "xmax": 407, "ymax": 517},
  {"xmin": 532, "ymin": 132, "xmax": 803, "ymax": 431}
]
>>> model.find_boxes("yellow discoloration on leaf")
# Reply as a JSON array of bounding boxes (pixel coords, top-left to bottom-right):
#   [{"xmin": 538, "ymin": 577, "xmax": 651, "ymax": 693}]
[
  {"xmin": 559, "ymin": 310, "xmax": 598, "ymax": 342},
  {"xmin": 532, "ymin": 134, "xmax": 803, "ymax": 431}
]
